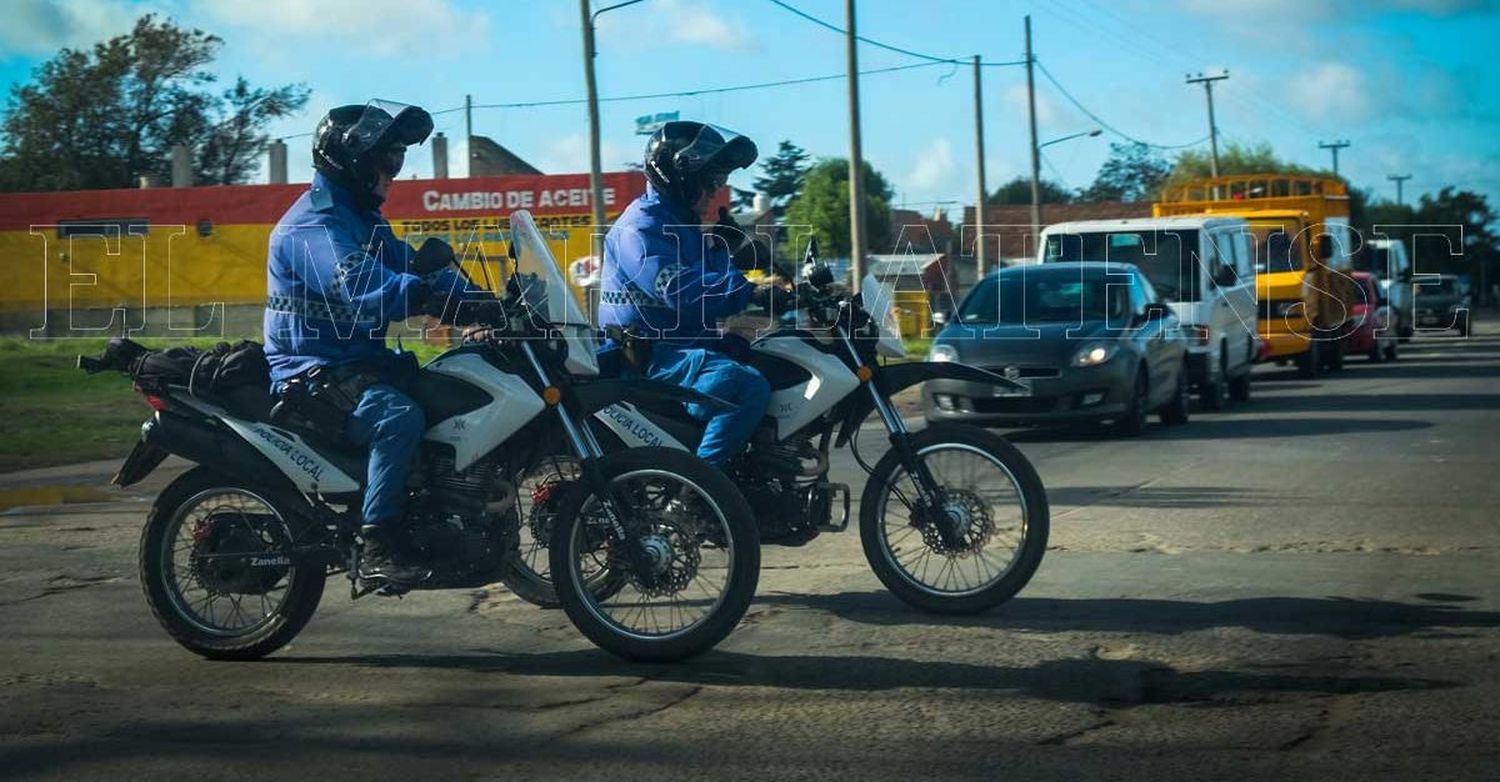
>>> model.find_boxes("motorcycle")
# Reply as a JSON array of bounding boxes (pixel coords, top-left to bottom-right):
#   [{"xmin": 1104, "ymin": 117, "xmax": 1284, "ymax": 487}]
[
  {"xmin": 519, "ymin": 239, "xmax": 1050, "ymax": 615},
  {"xmin": 79, "ymin": 210, "xmax": 760, "ymax": 663}
]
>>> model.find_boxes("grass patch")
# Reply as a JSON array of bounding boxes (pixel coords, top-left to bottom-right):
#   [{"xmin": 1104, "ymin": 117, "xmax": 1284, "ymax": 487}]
[{"xmin": 0, "ymin": 335, "xmax": 454, "ymax": 474}]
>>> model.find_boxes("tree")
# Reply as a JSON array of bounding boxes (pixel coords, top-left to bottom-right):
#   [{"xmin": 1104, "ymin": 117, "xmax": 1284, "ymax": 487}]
[
  {"xmin": 1080, "ymin": 142, "xmax": 1171, "ymax": 202},
  {"xmin": 782, "ymin": 158, "xmax": 894, "ymax": 259},
  {"xmin": 987, "ymin": 175, "xmax": 1073, "ymax": 205},
  {"xmin": 0, "ymin": 15, "xmax": 308, "ymax": 191},
  {"xmin": 1164, "ymin": 141, "xmax": 1323, "ymax": 189},
  {"xmin": 733, "ymin": 139, "xmax": 810, "ymax": 212}
]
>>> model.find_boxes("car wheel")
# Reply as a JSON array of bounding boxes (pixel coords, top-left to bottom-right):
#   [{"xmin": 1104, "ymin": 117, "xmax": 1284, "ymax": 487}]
[
  {"xmin": 1296, "ymin": 341, "xmax": 1321, "ymax": 379},
  {"xmin": 1228, "ymin": 371, "xmax": 1251, "ymax": 402},
  {"xmin": 1324, "ymin": 341, "xmax": 1344, "ymax": 372},
  {"xmin": 1159, "ymin": 363, "xmax": 1190, "ymax": 426},
  {"xmin": 1198, "ymin": 350, "xmax": 1228, "ymax": 410},
  {"xmin": 1457, "ymin": 317, "xmax": 1470, "ymax": 337},
  {"xmin": 1114, "ymin": 367, "xmax": 1148, "ymax": 437}
]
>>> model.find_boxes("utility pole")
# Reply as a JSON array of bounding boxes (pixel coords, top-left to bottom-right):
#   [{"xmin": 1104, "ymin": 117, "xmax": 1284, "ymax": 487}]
[
  {"xmin": 1024, "ymin": 15, "xmax": 1042, "ymax": 243},
  {"xmin": 580, "ymin": 0, "xmax": 607, "ymax": 232},
  {"xmin": 1319, "ymin": 140, "xmax": 1351, "ymax": 177},
  {"xmin": 1388, "ymin": 173, "xmax": 1412, "ymax": 206},
  {"xmin": 1186, "ymin": 71, "xmax": 1229, "ymax": 177},
  {"xmin": 845, "ymin": 0, "xmax": 868, "ymax": 290},
  {"xmin": 464, "ymin": 94, "xmax": 472, "ymax": 176},
  {"xmin": 972, "ymin": 54, "xmax": 988, "ymax": 278}
]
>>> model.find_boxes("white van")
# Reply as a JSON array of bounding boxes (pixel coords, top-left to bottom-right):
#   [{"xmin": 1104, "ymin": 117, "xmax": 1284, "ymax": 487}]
[
  {"xmin": 1039, "ymin": 216, "xmax": 1258, "ymax": 409},
  {"xmin": 1367, "ymin": 238, "xmax": 1414, "ymax": 340}
]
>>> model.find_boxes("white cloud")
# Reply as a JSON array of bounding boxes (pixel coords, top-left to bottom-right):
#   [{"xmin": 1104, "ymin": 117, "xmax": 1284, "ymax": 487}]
[
  {"xmin": 596, "ymin": 0, "xmax": 754, "ymax": 52},
  {"xmin": 199, "ymin": 0, "xmax": 491, "ymax": 57},
  {"xmin": 0, "ymin": 0, "xmax": 154, "ymax": 56},
  {"xmin": 1004, "ymin": 83, "xmax": 1059, "ymax": 126},
  {"xmin": 531, "ymin": 133, "xmax": 631, "ymax": 176},
  {"xmin": 907, "ymin": 138, "xmax": 955, "ymax": 191},
  {"xmin": 1288, "ymin": 61, "xmax": 1369, "ymax": 122}
]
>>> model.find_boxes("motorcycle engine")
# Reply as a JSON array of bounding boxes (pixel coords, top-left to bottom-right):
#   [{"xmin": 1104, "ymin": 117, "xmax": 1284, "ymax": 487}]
[
  {"xmin": 408, "ymin": 453, "xmax": 514, "ymax": 575},
  {"xmin": 735, "ymin": 438, "xmax": 826, "ymax": 545}
]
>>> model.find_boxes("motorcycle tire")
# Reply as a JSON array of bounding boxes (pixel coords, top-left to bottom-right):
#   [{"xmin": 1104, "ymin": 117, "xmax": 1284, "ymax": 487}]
[
  {"xmin": 140, "ymin": 467, "xmax": 326, "ymax": 660},
  {"xmin": 860, "ymin": 425, "xmax": 1049, "ymax": 615},
  {"xmin": 549, "ymin": 447, "xmax": 759, "ymax": 662}
]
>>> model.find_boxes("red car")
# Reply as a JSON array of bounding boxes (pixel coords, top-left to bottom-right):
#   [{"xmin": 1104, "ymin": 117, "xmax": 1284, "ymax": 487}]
[{"xmin": 1346, "ymin": 271, "xmax": 1398, "ymax": 362}]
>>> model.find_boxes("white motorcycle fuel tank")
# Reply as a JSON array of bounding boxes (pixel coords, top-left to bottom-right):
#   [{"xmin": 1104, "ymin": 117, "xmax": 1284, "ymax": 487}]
[
  {"xmin": 420, "ymin": 352, "xmax": 546, "ymax": 472},
  {"xmin": 752, "ymin": 335, "xmax": 860, "ymax": 439}
]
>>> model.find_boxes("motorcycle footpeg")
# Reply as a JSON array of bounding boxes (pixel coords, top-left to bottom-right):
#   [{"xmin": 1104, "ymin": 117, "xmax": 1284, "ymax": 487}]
[{"xmin": 815, "ymin": 483, "xmax": 852, "ymax": 533}]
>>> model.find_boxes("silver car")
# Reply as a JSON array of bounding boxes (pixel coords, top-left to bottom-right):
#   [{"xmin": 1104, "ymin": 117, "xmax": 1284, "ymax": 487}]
[{"xmin": 923, "ymin": 262, "xmax": 1192, "ymax": 436}]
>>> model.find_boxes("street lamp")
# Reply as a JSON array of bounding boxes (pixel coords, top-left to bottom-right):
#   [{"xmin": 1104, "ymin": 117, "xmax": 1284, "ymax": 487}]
[
  {"xmin": 1031, "ymin": 128, "xmax": 1101, "ymax": 235},
  {"xmin": 1039, "ymin": 128, "xmax": 1102, "ymax": 150},
  {"xmin": 580, "ymin": 0, "xmax": 648, "ymax": 233}
]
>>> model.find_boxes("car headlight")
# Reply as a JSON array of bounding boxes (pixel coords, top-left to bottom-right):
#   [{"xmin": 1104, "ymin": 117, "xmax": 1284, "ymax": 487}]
[
  {"xmin": 1071, "ymin": 342, "xmax": 1118, "ymax": 367},
  {"xmin": 928, "ymin": 344, "xmax": 959, "ymax": 363}
]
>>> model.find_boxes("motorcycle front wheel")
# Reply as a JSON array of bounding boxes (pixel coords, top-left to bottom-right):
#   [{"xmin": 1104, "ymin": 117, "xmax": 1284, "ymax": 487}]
[
  {"xmin": 549, "ymin": 447, "xmax": 760, "ymax": 662},
  {"xmin": 859, "ymin": 425, "xmax": 1049, "ymax": 615}
]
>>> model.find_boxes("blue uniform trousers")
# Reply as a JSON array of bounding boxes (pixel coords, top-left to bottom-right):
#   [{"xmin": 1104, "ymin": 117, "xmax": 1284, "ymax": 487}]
[{"xmin": 344, "ymin": 384, "xmax": 425, "ymax": 527}]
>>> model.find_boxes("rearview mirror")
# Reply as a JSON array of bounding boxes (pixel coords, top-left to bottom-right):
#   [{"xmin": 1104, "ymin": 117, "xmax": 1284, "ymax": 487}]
[{"xmin": 931, "ymin": 310, "xmax": 950, "ymax": 327}]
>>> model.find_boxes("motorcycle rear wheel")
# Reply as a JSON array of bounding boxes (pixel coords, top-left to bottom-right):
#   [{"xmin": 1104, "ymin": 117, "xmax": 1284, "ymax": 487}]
[{"xmin": 140, "ymin": 467, "xmax": 326, "ymax": 660}]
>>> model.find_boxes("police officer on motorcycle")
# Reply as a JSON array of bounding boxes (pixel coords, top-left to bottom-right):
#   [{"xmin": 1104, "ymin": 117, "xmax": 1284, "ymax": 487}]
[
  {"xmin": 264, "ymin": 101, "xmax": 498, "ymax": 586},
  {"xmin": 598, "ymin": 122, "xmax": 778, "ymax": 468}
]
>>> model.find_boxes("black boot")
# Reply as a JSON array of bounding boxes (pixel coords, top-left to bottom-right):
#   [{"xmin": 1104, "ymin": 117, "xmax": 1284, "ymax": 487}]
[{"xmin": 359, "ymin": 525, "xmax": 431, "ymax": 586}]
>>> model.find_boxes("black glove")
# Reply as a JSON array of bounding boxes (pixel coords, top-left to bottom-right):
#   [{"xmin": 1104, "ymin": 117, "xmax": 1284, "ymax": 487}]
[
  {"xmin": 411, "ymin": 237, "xmax": 457, "ymax": 276},
  {"xmin": 705, "ymin": 206, "xmax": 740, "ymax": 245},
  {"xmin": 751, "ymin": 283, "xmax": 797, "ymax": 314}
]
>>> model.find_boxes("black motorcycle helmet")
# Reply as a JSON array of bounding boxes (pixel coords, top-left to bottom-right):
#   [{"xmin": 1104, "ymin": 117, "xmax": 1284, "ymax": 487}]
[
  {"xmin": 313, "ymin": 100, "xmax": 434, "ymax": 208},
  {"xmin": 643, "ymin": 121, "xmax": 758, "ymax": 208}
]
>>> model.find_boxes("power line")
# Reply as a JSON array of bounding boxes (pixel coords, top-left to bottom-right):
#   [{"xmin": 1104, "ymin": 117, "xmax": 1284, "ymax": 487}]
[
  {"xmin": 1034, "ymin": 59, "xmax": 1209, "ymax": 150},
  {"xmin": 452, "ymin": 60, "xmax": 948, "ymax": 111},
  {"xmin": 763, "ymin": 0, "xmax": 1026, "ymax": 66}
]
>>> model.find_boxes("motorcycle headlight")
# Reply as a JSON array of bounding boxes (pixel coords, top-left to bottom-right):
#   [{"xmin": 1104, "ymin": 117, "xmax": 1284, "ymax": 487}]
[
  {"xmin": 928, "ymin": 344, "xmax": 959, "ymax": 363},
  {"xmin": 1072, "ymin": 342, "xmax": 1118, "ymax": 367}
]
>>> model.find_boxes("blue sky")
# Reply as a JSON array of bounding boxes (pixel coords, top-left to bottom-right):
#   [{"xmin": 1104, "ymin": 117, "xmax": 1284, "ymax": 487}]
[{"xmin": 3, "ymin": 0, "xmax": 1497, "ymax": 212}]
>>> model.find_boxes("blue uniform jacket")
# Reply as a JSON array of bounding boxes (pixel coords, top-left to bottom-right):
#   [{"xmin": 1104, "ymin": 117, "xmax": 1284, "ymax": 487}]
[
  {"xmin": 597, "ymin": 184, "xmax": 754, "ymax": 385},
  {"xmin": 264, "ymin": 172, "xmax": 471, "ymax": 385}
]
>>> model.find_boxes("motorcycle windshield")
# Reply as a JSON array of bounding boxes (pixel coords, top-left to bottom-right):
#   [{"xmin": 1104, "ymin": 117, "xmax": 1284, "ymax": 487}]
[
  {"xmin": 508, "ymin": 210, "xmax": 599, "ymax": 376},
  {"xmin": 344, "ymin": 99, "xmax": 433, "ymax": 155},
  {"xmin": 860, "ymin": 273, "xmax": 906, "ymax": 359}
]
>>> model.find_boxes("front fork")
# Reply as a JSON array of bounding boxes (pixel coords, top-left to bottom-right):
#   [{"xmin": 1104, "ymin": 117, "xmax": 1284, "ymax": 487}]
[
  {"xmin": 525, "ymin": 345, "xmax": 661, "ymax": 587},
  {"xmin": 846, "ymin": 335, "xmax": 964, "ymax": 550}
]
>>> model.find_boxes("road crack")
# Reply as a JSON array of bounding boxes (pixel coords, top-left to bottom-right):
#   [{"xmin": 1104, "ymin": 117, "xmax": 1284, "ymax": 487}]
[{"xmin": 559, "ymin": 685, "xmax": 704, "ymax": 738}]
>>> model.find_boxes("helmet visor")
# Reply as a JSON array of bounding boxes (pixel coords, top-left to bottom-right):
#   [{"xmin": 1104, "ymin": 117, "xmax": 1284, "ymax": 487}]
[
  {"xmin": 343, "ymin": 99, "xmax": 433, "ymax": 157},
  {"xmin": 670, "ymin": 122, "xmax": 758, "ymax": 176}
]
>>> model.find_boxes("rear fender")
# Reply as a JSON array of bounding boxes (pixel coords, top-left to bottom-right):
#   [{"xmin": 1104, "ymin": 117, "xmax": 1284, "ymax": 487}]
[
  {"xmin": 111, "ymin": 430, "xmax": 170, "ymax": 487},
  {"xmin": 834, "ymin": 362, "xmax": 1024, "ymax": 447}
]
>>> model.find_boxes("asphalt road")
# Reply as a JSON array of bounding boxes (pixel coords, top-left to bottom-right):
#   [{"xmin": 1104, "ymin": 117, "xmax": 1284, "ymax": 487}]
[{"xmin": 2, "ymin": 320, "xmax": 1498, "ymax": 780}]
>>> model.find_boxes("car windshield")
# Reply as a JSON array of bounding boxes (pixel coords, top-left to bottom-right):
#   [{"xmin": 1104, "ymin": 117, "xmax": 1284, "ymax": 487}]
[
  {"xmin": 1249, "ymin": 222, "xmax": 1302, "ymax": 273},
  {"xmin": 958, "ymin": 271, "xmax": 1130, "ymax": 324},
  {"xmin": 1423, "ymin": 278, "xmax": 1459, "ymax": 296},
  {"xmin": 1044, "ymin": 230, "xmax": 1199, "ymax": 302}
]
